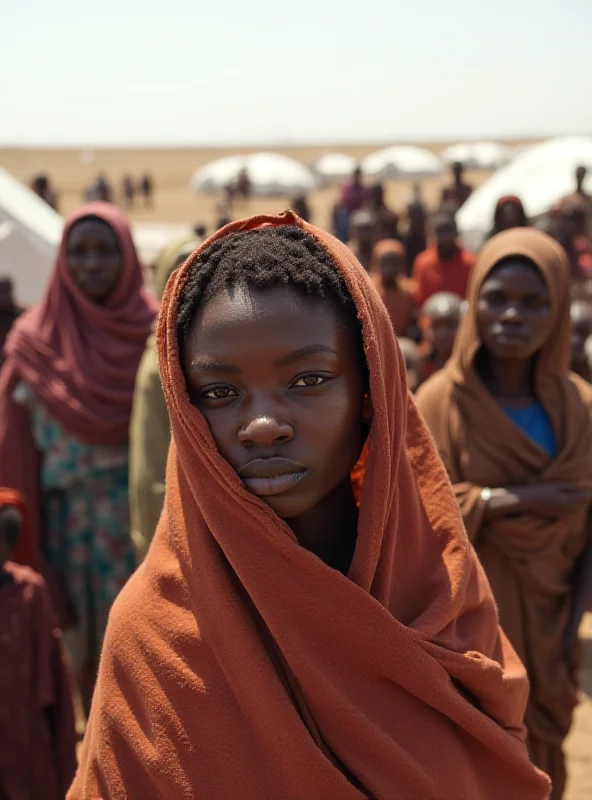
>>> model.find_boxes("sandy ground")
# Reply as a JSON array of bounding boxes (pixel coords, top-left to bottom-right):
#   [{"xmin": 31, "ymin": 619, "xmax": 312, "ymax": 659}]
[{"xmin": 2, "ymin": 142, "xmax": 590, "ymax": 794}]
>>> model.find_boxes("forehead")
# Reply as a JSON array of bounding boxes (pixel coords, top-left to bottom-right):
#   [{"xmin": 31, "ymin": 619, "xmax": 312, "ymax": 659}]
[
  {"xmin": 188, "ymin": 285, "xmax": 351, "ymax": 353},
  {"xmin": 482, "ymin": 258, "xmax": 548, "ymax": 291},
  {"xmin": 68, "ymin": 217, "xmax": 117, "ymax": 244}
]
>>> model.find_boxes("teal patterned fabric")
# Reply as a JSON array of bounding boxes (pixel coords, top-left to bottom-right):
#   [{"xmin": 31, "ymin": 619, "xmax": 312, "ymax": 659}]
[{"xmin": 17, "ymin": 383, "xmax": 135, "ymax": 668}]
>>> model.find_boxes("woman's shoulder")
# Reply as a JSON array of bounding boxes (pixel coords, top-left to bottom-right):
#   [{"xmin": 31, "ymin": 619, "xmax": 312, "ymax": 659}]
[
  {"xmin": 567, "ymin": 371, "xmax": 592, "ymax": 410},
  {"xmin": 415, "ymin": 368, "xmax": 453, "ymax": 407}
]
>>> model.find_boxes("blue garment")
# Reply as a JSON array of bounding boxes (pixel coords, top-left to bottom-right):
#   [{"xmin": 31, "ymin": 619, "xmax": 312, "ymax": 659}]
[{"xmin": 501, "ymin": 401, "xmax": 557, "ymax": 457}]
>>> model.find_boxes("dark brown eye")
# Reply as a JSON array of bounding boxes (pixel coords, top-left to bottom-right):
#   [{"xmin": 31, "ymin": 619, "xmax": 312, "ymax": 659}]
[
  {"xmin": 292, "ymin": 375, "xmax": 327, "ymax": 388},
  {"xmin": 203, "ymin": 386, "xmax": 238, "ymax": 399}
]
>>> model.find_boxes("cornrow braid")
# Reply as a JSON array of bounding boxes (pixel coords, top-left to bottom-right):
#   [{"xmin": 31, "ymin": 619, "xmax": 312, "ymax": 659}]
[{"xmin": 176, "ymin": 225, "xmax": 359, "ymax": 345}]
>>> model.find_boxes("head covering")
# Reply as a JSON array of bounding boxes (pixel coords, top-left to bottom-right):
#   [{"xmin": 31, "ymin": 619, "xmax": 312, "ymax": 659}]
[
  {"xmin": 70, "ymin": 213, "xmax": 549, "ymax": 799},
  {"xmin": 493, "ymin": 195, "xmax": 528, "ymax": 233},
  {"xmin": 416, "ymin": 227, "xmax": 592, "ymax": 795},
  {"xmin": 0, "ymin": 487, "xmax": 77, "ymax": 800},
  {"xmin": 0, "ymin": 203, "xmax": 157, "ymax": 573},
  {"xmin": 129, "ymin": 237, "xmax": 199, "ymax": 562}
]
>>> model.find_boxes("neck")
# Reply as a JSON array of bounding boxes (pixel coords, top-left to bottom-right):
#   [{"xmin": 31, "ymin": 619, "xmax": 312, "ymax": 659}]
[
  {"xmin": 481, "ymin": 353, "xmax": 536, "ymax": 400},
  {"xmin": 357, "ymin": 242, "xmax": 373, "ymax": 266},
  {"xmin": 437, "ymin": 243, "xmax": 458, "ymax": 260},
  {"xmin": 287, "ymin": 478, "xmax": 358, "ymax": 574},
  {"xmin": 382, "ymin": 274, "xmax": 398, "ymax": 289}
]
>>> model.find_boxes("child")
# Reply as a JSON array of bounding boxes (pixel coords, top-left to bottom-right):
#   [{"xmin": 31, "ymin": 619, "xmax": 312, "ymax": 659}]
[
  {"xmin": 70, "ymin": 213, "xmax": 549, "ymax": 799},
  {"xmin": 369, "ymin": 240, "xmax": 416, "ymax": 337},
  {"xmin": 417, "ymin": 291, "xmax": 463, "ymax": 386},
  {"xmin": 0, "ymin": 489, "xmax": 76, "ymax": 800}
]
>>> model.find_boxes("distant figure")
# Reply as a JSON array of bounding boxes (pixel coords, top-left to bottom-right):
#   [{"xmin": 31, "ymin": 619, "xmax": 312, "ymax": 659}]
[
  {"xmin": 31, "ymin": 174, "xmax": 58, "ymax": 211},
  {"xmin": 397, "ymin": 337, "xmax": 420, "ymax": 392},
  {"xmin": 556, "ymin": 200, "xmax": 592, "ymax": 282},
  {"xmin": 416, "ymin": 292, "xmax": 463, "ymax": 386},
  {"xmin": 193, "ymin": 223, "xmax": 208, "ymax": 238},
  {"xmin": 216, "ymin": 216, "xmax": 232, "ymax": 230},
  {"xmin": 369, "ymin": 240, "xmax": 416, "ymax": 337},
  {"xmin": 122, "ymin": 175, "xmax": 135, "ymax": 209},
  {"xmin": 0, "ymin": 489, "xmax": 77, "ymax": 800},
  {"xmin": 140, "ymin": 174, "xmax": 154, "ymax": 208},
  {"xmin": 367, "ymin": 183, "xmax": 399, "ymax": 241},
  {"xmin": 85, "ymin": 173, "xmax": 113, "ymax": 203},
  {"xmin": 291, "ymin": 194, "xmax": 311, "ymax": 222},
  {"xmin": 570, "ymin": 297, "xmax": 592, "ymax": 382},
  {"xmin": 235, "ymin": 169, "xmax": 251, "ymax": 203},
  {"xmin": 404, "ymin": 187, "xmax": 428, "ymax": 274},
  {"xmin": 347, "ymin": 209, "xmax": 376, "ymax": 270},
  {"xmin": 574, "ymin": 165, "xmax": 591, "ymax": 205},
  {"xmin": 340, "ymin": 165, "xmax": 370, "ymax": 214},
  {"xmin": 489, "ymin": 195, "xmax": 528, "ymax": 238},
  {"xmin": 0, "ymin": 278, "xmax": 24, "ymax": 368},
  {"xmin": 412, "ymin": 212, "xmax": 476, "ymax": 306},
  {"xmin": 441, "ymin": 161, "xmax": 473, "ymax": 212}
]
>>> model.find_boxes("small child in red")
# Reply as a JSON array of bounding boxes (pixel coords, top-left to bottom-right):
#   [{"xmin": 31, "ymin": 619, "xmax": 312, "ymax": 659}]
[{"xmin": 0, "ymin": 489, "xmax": 76, "ymax": 800}]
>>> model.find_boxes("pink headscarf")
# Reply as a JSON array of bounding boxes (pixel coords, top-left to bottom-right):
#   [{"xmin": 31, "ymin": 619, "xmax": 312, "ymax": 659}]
[{"xmin": 0, "ymin": 203, "xmax": 157, "ymax": 579}]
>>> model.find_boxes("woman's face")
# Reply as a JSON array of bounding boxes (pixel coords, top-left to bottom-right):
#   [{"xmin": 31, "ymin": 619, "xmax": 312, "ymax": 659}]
[
  {"xmin": 477, "ymin": 259, "xmax": 552, "ymax": 361},
  {"xmin": 182, "ymin": 285, "xmax": 368, "ymax": 520},
  {"xmin": 66, "ymin": 218, "xmax": 123, "ymax": 302}
]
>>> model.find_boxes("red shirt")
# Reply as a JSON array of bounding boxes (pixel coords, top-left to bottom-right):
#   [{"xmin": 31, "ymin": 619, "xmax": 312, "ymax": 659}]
[{"xmin": 412, "ymin": 246, "xmax": 476, "ymax": 307}]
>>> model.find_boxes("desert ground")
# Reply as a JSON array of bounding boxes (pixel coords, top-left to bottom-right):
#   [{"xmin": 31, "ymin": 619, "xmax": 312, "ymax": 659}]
[{"xmin": 1, "ymin": 142, "xmax": 590, "ymax": 796}]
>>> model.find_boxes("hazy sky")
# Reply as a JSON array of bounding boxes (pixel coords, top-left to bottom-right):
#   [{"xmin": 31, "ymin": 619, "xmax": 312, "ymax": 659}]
[{"xmin": 3, "ymin": 0, "xmax": 591, "ymax": 146}]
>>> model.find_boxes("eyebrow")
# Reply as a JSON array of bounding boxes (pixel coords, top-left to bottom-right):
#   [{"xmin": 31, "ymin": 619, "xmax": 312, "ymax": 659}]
[
  {"xmin": 274, "ymin": 344, "xmax": 339, "ymax": 368},
  {"xmin": 189, "ymin": 358, "xmax": 241, "ymax": 374}
]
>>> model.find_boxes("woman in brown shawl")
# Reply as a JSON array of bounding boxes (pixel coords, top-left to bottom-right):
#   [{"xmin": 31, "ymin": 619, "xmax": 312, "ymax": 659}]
[{"xmin": 416, "ymin": 228, "xmax": 592, "ymax": 799}]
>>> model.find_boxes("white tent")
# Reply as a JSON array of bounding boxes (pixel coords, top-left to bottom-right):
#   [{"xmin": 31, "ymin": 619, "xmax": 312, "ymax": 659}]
[
  {"xmin": 313, "ymin": 153, "xmax": 358, "ymax": 183},
  {"xmin": 0, "ymin": 167, "xmax": 63, "ymax": 305},
  {"xmin": 191, "ymin": 153, "xmax": 318, "ymax": 196},
  {"xmin": 441, "ymin": 141, "xmax": 513, "ymax": 171},
  {"xmin": 457, "ymin": 137, "xmax": 592, "ymax": 250},
  {"xmin": 362, "ymin": 146, "xmax": 444, "ymax": 179}
]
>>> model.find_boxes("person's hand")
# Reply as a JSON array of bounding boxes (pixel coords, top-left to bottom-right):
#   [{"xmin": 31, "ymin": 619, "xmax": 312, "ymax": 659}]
[{"xmin": 516, "ymin": 482, "xmax": 592, "ymax": 519}]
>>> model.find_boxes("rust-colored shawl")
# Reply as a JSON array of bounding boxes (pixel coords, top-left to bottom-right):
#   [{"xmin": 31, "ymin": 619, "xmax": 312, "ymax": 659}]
[
  {"xmin": 0, "ymin": 203, "xmax": 157, "ymax": 571},
  {"xmin": 70, "ymin": 213, "xmax": 549, "ymax": 800},
  {"xmin": 416, "ymin": 227, "xmax": 592, "ymax": 797}
]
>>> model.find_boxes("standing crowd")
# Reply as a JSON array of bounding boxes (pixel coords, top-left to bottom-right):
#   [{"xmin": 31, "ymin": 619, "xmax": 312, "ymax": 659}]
[{"xmin": 0, "ymin": 158, "xmax": 591, "ymax": 799}]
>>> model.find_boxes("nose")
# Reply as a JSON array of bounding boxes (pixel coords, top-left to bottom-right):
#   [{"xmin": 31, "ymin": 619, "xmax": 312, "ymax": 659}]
[
  {"xmin": 500, "ymin": 304, "xmax": 522, "ymax": 324},
  {"xmin": 238, "ymin": 415, "xmax": 294, "ymax": 447}
]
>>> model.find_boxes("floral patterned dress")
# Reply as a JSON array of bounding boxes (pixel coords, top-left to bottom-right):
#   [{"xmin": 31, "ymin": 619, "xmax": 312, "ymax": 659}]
[{"xmin": 15, "ymin": 383, "xmax": 135, "ymax": 669}]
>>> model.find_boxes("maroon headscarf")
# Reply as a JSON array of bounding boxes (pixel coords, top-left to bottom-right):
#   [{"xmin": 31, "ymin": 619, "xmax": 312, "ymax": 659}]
[{"xmin": 0, "ymin": 203, "xmax": 157, "ymax": 575}]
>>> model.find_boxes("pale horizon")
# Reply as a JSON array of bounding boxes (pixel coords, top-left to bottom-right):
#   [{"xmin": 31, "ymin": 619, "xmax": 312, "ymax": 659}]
[{"xmin": 3, "ymin": 0, "xmax": 591, "ymax": 148}]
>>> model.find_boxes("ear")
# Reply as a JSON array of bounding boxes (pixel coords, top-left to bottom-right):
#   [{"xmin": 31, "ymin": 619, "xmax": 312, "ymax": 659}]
[{"xmin": 361, "ymin": 392, "xmax": 374, "ymax": 425}]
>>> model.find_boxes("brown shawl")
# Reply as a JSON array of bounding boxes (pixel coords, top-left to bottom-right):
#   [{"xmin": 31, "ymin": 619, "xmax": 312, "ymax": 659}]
[
  {"xmin": 416, "ymin": 227, "xmax": 592, "ymax": 797},
  {"xmin": 70, "ymin": 213, "xmax": 549, "ymax": 800}
]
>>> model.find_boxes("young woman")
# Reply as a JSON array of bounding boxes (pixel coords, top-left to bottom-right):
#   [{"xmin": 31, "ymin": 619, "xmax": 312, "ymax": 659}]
[
  {"xmin": 0, "ymin": 203, "xmax": 157, "ymax": 713},
  {"xmin": 130, "ymin": 237, "xmax": 198, "ymax": 562},
  {"xmin": 70, "ymin": 213, "xmax": 549, "ymax": 799},
  {"xmin": 416, "ymin": 228, "xmax": 592, "ymax": 799}
]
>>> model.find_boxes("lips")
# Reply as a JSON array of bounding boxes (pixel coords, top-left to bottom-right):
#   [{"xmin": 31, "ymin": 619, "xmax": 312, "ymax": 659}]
[
  {"xmin": 492, "ymin": 328, "xmax": 529, "ymax": 344},
  {"xmin": 238, "ymin": 457, "xmax": 308, "ymax": 497}
]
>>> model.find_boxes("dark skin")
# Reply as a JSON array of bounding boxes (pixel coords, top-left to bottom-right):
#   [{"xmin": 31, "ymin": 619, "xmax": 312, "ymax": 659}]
[
  {"xmin": 570, "ymin": 299, "xmax": 592, "ymax": 380},
  {"xmin": 576, "ymin": 165, "xmax": 587, "ymax": 193},
  {"xmin": 379, "ymin": 251, "xmax": 406, "ymax": 289},
  {"xmin": 421, "ymin": 296, "xmax": 461, "ymax": 362},
  {"xmin": 183, "ymin": 285, "xmax": 371, "ymax": 574},
  {"xmin": 497, "ymin": 203, "xmax": 523, "ymax": 231},
  {"xmin": 0, "ymin": 279, "xmax": 15, "ymax": 312},
  {"xmin": 0, "ymin": 506, "xmax": 22, "ymax": 572},
  {"xmin": 66, "ymin": 218, "xmax": 123, "ymax": 303},
  {"xmin": 434, "ymin": 217, "xmax": 459, "ymax": 260}
]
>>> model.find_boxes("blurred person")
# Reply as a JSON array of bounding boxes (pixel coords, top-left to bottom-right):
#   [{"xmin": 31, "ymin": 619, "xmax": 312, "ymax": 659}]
[
  {"xmin": 416, "ymin": 229, "xmax": 592, "ymax": 799},
  {"xmin": 570, "ymin": 296, "xmax": 592, "ymax": 382},
  {"xmin": 369, "ymin": 239, "xmax": 415, "ymax": 336},
  {"xmin": 194, "ymin": 222, "xmax": 208, "ymax": 238},
  {"xmin": 70, "ymin": 213, "xmax": 549, "ymax": 800},
  {"xmin": 488, "ymin": 195, "xmax": 528, "ymax": 238},
  {"xmin": 140, "ymin": 173, "xmax": 154, "ymax": 207},
  {"xmin": 416, "ymin": 292, "xmax": 462, "ymax": 386},
  {"xmin": 339, "ymin": 165, "xmax": 369, "ymax": 213},
  {"xmin": 347, "ymin": 208, "xmax": 376, "ymax": 270},
  {"xmin": 0, "ymin": 277, "xmax": 25, "ymax": 368},
  {"xmin": 121, "ymin": 174, "xmax": 135, "ymax": 209},
  {"xmin": 216, "ymin": 215, "xmax": 232, "ymax": 230},
  {"xmin": 366, "ymin": 183, "xmax": 399, "ymax": 240},
  {"xmin": 404, "ymin": 186, "xmax": 428, "ymax": 274},
  {"xmin": 85, "ymin": 173, "xmax": 113, "ymax": 203},
  {"xmin": 572, "ymin": 165, "xmax": 591, "ymax": 208},
  {"xmin": 290, "ymin": 194, "xmax": 311, "ymax": 222},
  {"xmin": 0, "ymin": 488, "xmax": 77, "ymax": 800},
  {"xmin": 130, "ymin": 237, "xmax": 199, "ymax": 562},
  {"xmin": 412, "ymin": 212, "xmax": 476, "ymax": 306},
  {"xmin": 397, "ymin": 336, "xmax": 419, "ymax": 392},
  {"xmin": 0, "ymin": 203, "xmax": 157, "ymax": 714},
  {"xmin": 441, "ymin": 161, "xmax": 473, "ymax": 211},
  {"xmin": 556, "ymin": 200, "xmax": 592, "ymax": 282},
  {"xmin": 31, "ymin": 173, "xmax": 58, "ymax": 211},
  {"xmin": 235, "ymin": 168, "xmax": 251, "ymax": 203}
]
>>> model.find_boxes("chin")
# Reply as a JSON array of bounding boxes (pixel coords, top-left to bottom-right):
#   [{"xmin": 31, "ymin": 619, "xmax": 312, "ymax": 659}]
[
  {"xmin": 488, "ymin": 341, "xmax": 534, "ymax": 360},
  {"xmin": 261, "ymin": 494, "xmax": 316, "ymax": 520}
]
